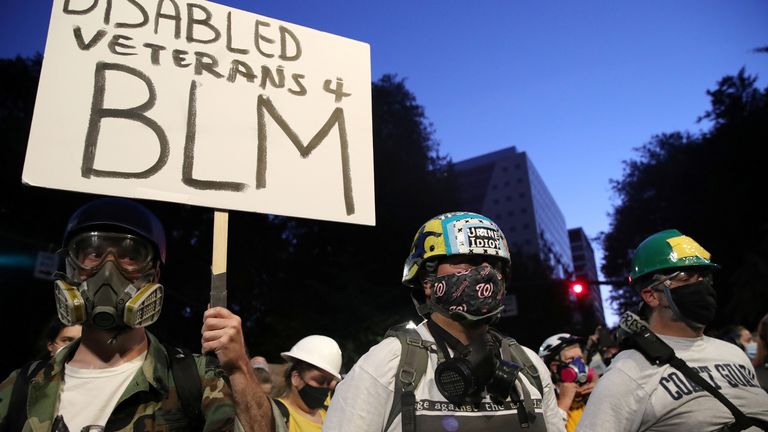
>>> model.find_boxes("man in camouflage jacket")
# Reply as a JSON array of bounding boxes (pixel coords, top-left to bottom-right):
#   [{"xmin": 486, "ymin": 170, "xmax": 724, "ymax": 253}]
[{"xmin": 0, "ymin": 198, "xmax": 284, "ymax": 431}]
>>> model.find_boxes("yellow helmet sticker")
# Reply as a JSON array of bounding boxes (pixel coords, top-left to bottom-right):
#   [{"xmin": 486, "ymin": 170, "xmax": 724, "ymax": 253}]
[
  {"xmin": 666, "ymin": 235, "xmax": 711, "ymax": 262},
  {"xmin": 422, "ymin": 218, "xmax": 447, "ymax": 260}
]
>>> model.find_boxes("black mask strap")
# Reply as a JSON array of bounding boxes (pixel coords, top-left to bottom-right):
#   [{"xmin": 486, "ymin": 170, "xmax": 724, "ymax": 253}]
[{"xmin": 427, "ymin": 319, "xmax": 469, "ymax": 360}]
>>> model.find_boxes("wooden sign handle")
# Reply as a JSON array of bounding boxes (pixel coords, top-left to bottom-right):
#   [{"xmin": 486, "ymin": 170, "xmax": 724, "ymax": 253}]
[{"xmin": 210, "ymin": 210, "xmax": 228, "ymax": 308}]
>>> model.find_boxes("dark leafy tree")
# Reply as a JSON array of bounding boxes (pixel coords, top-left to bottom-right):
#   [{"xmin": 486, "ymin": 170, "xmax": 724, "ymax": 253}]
[{"xmin": 602, "ymin": 68, "xmax": 768, "ymax": 329}]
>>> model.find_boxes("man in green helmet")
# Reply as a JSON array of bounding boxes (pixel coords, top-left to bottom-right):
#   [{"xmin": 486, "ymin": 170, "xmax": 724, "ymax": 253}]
[{"xmin": 577, "ymin": 229, "xmax": 768, "ymax": 431}]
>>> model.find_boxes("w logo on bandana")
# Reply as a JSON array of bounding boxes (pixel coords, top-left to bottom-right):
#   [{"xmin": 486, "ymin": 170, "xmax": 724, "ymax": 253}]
[
  {"xmin": 476, "ymin": 283, "xmax": 493, "ymax": 298},
  {"xmin": 429, "ymin": 264, "xmax": 505, "ymax": 320}
]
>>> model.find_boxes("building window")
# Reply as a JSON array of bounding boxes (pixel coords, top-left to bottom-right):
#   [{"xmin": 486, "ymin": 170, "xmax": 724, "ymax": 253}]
[
  {"xmin": 507, "ymin": 209, "xmax": 514, "ymax": 216},
  {"xmin": 516, "ymin": 177, "xmax": 523, "ymax": 184},
  {"xmin": 518, "ymin": 192, "xmax": 525, "ymax": 199},
  {"xmin": 506, "ymin": 196, "xmax": 512, "ymax": 202},
  {"xmin": 521, "ymin": 208, "xmax": 528, "ymax": 214}
]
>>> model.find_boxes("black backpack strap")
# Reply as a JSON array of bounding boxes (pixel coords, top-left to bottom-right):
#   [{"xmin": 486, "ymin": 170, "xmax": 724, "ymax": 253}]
[
  {"xmin": 496, "ymin": 335, "xmax": 541, "ymax": 426},
  {"xmin": 3, "ymin": 360, "xmax": 47, "ymax": 432},
  {"xmin": 618, "ymin": 312, "xmax": 768, "ymax": 432},
  {"xmin": 164, "ymin": 345, "xmax": 204, "ymax": 430},
  {"xmin": 667, "ymin": 357, "xmax": 768, "ymax": 431},
  {"xmin": 499, "ymin": 335, "xmax": 544, "ymax": 397},
  {"xmin": 273, "ymin": 399, "xmax": 290, "ymax": 426},
  {"xmin": 384, "ymin": 324, "xmax": 434, "ymax": 432}
]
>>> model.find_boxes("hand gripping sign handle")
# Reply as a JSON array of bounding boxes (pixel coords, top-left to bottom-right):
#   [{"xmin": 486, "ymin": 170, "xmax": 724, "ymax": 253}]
[{"xmin": 210, "ymin": 211, "xmax": 228, "ymax": 308}]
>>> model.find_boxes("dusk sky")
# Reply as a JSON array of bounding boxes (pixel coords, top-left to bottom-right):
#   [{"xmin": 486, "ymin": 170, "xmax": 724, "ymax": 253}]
[{"xmin": 2, "ymin": 1, "xmax": 768, "ymax": 324}]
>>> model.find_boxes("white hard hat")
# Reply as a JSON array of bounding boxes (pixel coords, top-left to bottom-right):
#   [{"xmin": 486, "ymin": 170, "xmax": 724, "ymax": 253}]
[
  {"xmin": 538, "ymin": 333, "xmax": 581, "ymax": 361},
  {"xmin": 281, "ymin": 335, "xmax": 342, "ymax": 380}
]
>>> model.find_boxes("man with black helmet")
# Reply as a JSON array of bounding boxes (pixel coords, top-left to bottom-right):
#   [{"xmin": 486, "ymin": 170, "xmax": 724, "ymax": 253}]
[
  {"xmin": 577, "ymin": 229, "xmax": 768, "ymax": 431},
  {"xmin": 324, "ymin": 212, "xmax": 564, "ymax": 432},
  {"xmin": 0, "ymin": 197, "xmax": 282, "ymax": 431}
]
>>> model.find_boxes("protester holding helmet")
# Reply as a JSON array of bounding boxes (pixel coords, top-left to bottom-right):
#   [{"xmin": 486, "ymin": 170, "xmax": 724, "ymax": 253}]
[
  {"xmin": 0, "ymin": 197, "xmax": 282, "ymax": 432},
  {"xmin": 538, "ymin": 334, "xmax": 597, "ymax": 432},
  {"xmin": 276, "ymin": 335, "xmax": 342, "ymax": 432},
  {"xmin": 324, "ymin": 212, "xmax": 564, "ymax": 432},
  {"xmin": 577, "ymin": 229, "xmax": 768, "ymax": 431}
]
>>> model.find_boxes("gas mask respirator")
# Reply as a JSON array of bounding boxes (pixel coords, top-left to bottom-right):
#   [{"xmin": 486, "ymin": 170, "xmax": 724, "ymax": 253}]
[
  {"xmin": 430, "ymin": 321, "xmax": 521, "ymax": 405},
  {"xmin": 54, "ymin": 232, "xmax": 164, "ymax": 330},
  {"xmin": 555, "ymin": 357, "xmax": 595, "ymax": 385}
]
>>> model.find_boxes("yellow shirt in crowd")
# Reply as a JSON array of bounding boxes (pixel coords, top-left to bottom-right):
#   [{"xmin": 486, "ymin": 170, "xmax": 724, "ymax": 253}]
[{"xmin": 277, "ymin": 398, "xmax": 326, "ymax": 432}]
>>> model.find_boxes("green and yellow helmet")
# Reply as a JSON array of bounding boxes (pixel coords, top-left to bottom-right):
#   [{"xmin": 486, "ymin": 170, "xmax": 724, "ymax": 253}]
[
  {"xmin": 629, "ymin": 229, "xmax": 719, "ymax": 287},
  {"xmin": 402, "ymin": 212, "xmax": 511, "ymax": 287}
]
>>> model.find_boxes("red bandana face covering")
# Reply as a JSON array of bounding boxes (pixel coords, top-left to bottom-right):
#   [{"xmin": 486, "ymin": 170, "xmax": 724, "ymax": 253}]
[{"xmin": 429, "ymin": 264, "xmax": 505, "ymax": 322}]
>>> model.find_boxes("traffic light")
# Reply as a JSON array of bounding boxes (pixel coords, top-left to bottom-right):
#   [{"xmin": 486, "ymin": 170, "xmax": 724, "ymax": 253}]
[
  {"xmin": 570, "ymin": 281, "xmax": 585, "ymax": 296},
  {"xmin": 568, "ymin": 279, "xmax": 589, "ymax": 300}
]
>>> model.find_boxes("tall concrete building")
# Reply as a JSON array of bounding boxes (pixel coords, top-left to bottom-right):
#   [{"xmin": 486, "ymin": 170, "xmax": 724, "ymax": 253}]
[
  {"xmin": 569, "ymin": 227, "xmax": 605, "ymax": 325},
  {"xmin": 453, "ymin": 146, "xmax": 573, "ymax": 279}
]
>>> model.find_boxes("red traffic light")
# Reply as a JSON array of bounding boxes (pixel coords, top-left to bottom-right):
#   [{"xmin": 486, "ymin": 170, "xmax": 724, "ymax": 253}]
[
  {"xmin": 569, "ymin": 280, "xmax": 588, "ymax": 297},
  {"xmin": 571, "ymin": 283, "xmax": 584, "ymax": 295}
]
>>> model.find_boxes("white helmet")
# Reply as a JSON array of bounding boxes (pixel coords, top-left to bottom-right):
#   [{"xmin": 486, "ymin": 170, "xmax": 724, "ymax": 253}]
[
  {"xmin": 281, "ymin": 335, "xmax": 342, "ymax": 380},
  {"xmin": 538, "ymin": 333, "xmax": 581, "ymax": 363}
]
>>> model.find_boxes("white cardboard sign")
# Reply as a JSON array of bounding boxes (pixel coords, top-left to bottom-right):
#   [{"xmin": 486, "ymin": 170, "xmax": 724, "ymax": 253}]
[{"xmin": 23, "ymin": 0, "xmax": 375, "ymax": 225}]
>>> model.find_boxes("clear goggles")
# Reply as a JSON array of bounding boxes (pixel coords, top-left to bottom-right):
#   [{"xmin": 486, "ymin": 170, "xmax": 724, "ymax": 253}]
[
  {"xmin": 66, "ymin": 232, "xmax": 156, "ymax": 274},
  {"xmin": 649, "ymin": 269, "xmax": 712, "ymax": 291}
]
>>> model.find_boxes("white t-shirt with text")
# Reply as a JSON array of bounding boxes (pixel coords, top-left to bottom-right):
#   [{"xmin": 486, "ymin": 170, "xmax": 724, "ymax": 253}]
[
  {"xmin": 577, "ymin": 334, "xmax": 768, "ymax": 432},
  {"xmin": 323, "ymin": 322, "xmax": 565, "ymax": 432}
]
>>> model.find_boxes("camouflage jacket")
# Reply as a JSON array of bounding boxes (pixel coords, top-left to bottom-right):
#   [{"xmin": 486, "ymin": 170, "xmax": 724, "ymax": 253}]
[{"xmin": 0, "ymin": 331, "xmax": 278, "ymax": 432}]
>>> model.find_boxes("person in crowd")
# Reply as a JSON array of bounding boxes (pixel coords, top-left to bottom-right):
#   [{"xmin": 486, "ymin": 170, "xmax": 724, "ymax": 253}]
[
  {"xmin": 251, "ymin": 355, "xmax": 275, "ymax": 395},
  {"xmin": 718, "ymin": 324, "xmax": 759, "ymax": 365},
  {"xmin": 584, "ymin": 325, "xmax": 619, "ymax": 377},
  {"xmin": 0, "ymin": 197, "xmax": 283, "ymax": 431},
  {"xmin": 577, "ymin": 229, "xmax": 768, "ymax": 431},
  {"xmin": 324, "ymin": 212, "xmax": 564, "ymax": 432},
  {"xmin": 755, "ymin": 313, "xmax": 768, "ymax": 391},
  {"xmin": 539, "ymin": 333, "xmax": 598, "ymax": 432},
  {"xmin": 43, "ymin": 318, "xmax": 82, "ymax": 359},
  {"xmin": 276, "ymin": 335, "xmax": 342, "ymax": 432}
]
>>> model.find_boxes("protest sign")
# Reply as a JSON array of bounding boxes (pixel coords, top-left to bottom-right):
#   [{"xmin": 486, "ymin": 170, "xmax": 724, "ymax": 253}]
[{"xmin": 23, "ymin": 0, "xmax": 374, "ymax": 225}]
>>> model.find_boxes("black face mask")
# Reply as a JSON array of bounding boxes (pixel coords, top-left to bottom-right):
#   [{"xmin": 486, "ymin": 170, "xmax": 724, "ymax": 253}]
[
  {"xmin": 428, "ymin": 264, "xmax": 505, "ymax": 322},
  {"xmin": 298, "ymin": 382, "xmax": 330, "ymax": 410},
  {"xmin": 663, "ymin": 279, "xmax": 717, "ymax": 329}
]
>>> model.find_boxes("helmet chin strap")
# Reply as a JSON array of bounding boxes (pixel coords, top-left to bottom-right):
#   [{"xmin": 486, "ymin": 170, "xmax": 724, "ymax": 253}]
[{"xmin": 413, "ymin": 295, "xmax": 433, "ymax": 317}]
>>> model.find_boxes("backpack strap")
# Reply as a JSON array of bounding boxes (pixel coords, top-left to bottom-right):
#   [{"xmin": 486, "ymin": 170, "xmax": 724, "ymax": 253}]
[
  {"xmin": 3, "ymin": 360, "xmax": 47, "ymax": 432},
  {"xmin": 383, "ymin": 324, "xmax": 435, "ymax": 432},
  {"xmin": 496, "ymin": 334, "xmax": 542, "ymax": 426},
  {"xmin": 616, "ymin": 313, "xmax": 768, "ymax": 432},
  {"xmin": 496, "ymin": 334, "xmax": 544, "ymax": 397},
  {"xmin": 164, "ymin": 345, "xmax": 204, "ymax": 430},
  {"xmin": 273, "ymin": 399, "xmax": 290, "ymax": 426}
]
